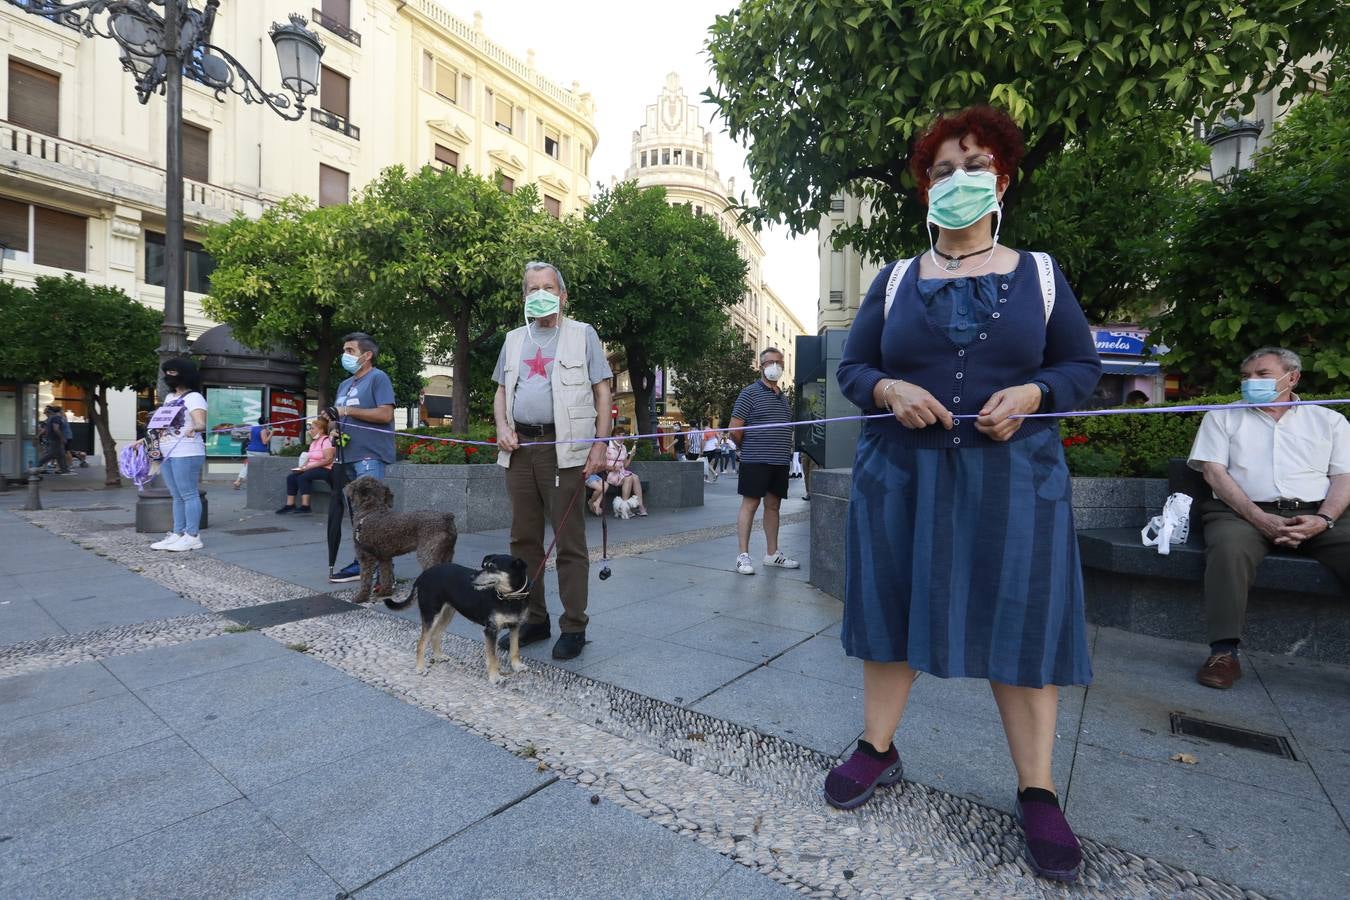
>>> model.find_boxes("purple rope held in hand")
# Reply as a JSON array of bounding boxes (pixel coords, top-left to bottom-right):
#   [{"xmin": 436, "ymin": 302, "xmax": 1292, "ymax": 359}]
[{"xmin": 339, "ymin": 397, "xmax": 1350, "ymax": 449}]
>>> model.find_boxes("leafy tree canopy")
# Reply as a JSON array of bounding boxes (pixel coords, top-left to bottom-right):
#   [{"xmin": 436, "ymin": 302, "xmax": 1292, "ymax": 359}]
[
  {"xmin": 673, "ymin": 323, "xmax": 760, "ymax": 426},
  {"xmin": 1150, "ymin": 63, "xmax": 1350, "ymax": 393},
  {"xmin": 705, "ymin": 0, "xmax": 1346, "ymax": 263}
]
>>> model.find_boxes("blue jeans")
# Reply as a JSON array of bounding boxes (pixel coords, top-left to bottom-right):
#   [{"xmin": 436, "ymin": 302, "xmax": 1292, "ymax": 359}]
[
  {"xmin": 161, "ymin": 455, "xmax": 204, "ymax": 536},
  {"xmin": 347, "ymin": 458, "xmax": 386, "ymax": 480}
]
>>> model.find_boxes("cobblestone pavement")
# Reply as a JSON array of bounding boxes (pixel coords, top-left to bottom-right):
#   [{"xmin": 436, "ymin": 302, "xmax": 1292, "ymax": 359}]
[{"xmin": 8, "ymin": 506, "xmax": 1275, "ymax": 899}]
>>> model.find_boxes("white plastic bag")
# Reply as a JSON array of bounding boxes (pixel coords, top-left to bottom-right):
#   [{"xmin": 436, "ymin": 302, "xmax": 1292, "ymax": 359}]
[{"xmin": 1141, "ymin": 493, "xmax": 1193, "ymax": 555}]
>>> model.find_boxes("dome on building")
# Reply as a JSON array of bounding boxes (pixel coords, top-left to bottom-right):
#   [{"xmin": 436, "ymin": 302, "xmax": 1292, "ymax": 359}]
[{"xmin": 191, "ymin": 325, "xmax": 304, "ymax": 390}]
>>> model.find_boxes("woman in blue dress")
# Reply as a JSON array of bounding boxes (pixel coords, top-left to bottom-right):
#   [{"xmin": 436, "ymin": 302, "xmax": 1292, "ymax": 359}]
[{"xmin": 827, "ymin": 106, "xmax": 1101, "ymax": 882}]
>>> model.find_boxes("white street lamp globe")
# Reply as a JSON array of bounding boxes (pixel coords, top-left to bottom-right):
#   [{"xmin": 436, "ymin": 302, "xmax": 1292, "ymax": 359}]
[
  {"xmin": 270, "ymin": 15, "xmax": 324, "ymax": 99},
  {"xmin": 1205, "ymin": 116, "xmax": 1264, "ymax": 185}
]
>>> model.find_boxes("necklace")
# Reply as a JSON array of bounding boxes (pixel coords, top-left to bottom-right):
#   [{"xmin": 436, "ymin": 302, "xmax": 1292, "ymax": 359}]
[{"xmin": 933, "ymin": 243, "xmax": 994, "ymax": 271}]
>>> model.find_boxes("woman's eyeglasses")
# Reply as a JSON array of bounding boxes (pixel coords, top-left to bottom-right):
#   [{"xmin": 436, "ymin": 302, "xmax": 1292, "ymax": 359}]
[{"xmin": 926, "ymin": 153, "xmax": 996, "ymax": 182}]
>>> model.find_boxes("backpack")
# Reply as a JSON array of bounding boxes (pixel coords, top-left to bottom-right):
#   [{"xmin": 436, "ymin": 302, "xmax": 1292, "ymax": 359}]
[{"xmin": 883, "ymin": 251, "xmax": 1057, "ymax": 323}]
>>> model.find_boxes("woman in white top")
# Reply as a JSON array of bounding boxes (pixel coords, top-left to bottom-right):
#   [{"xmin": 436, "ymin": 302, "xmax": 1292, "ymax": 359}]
[{"xmin": 150, "ymin": 357, "xmax": 209, "ymax": 551}]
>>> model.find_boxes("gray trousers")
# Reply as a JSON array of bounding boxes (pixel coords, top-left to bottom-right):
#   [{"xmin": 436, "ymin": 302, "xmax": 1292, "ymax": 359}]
[{"xmin": 1200, "ymin": 499, "xmax": 1350, "ymax": 643}]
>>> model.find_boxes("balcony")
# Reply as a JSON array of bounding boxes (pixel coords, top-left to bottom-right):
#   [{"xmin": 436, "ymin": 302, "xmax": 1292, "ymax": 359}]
[
  {"xmin": 0, "ymin": 119, "xmax": 264, "ymax": 223},
  {"xmin": 9, "ymin": 0, "xmax": 81, "ymax": 31},
  {"xmin": 311, "ymin": 107, "xmax": 360, "ymax": 140},
  {"xmin": 312, "ymin": 8, "xmax": 361, "ymax": 46}
]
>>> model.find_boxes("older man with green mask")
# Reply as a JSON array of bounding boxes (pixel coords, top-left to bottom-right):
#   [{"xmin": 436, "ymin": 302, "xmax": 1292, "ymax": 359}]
[{"xmin": 493, "ymin": 261, "xmax": 612, "ymax": 660}]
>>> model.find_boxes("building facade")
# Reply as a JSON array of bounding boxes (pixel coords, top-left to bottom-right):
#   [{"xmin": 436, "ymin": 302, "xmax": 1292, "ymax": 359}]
[
  {"xmin": 0, "ymin": 0, "xmax": 597, "ymax": 454},
  {"xmin": 621, "ymin": 73, "xmax": 805, "ymax": 423}
]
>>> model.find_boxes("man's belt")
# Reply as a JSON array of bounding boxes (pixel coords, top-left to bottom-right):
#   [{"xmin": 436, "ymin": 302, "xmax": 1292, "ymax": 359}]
[
  {"xmin": 514, "ymin": 422, "xmax": 556, "ymax": 437},
  {"xmin": 1267, "ymin": 498, "xmax": 1321, "ymax": 511}
]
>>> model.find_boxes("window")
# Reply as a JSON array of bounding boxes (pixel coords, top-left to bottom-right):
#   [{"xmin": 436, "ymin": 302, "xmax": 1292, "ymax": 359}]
[
  {"xmin": 0, "ymin": 198, "xmax": 28, "ymax": 261},
  {"xmin": 661, "ymin": 148, "xmax": 670, "ymax": 165},
  {"xmin": 829, "ymin": 249, "xmax": 844, "ymax": 303},
  {"xmin": 673, "ymin": 149, "xmax": 682, "ymax": 165},
  {"xmin": 320, "ymin": 66, "xmax": 350, "ymax": 120},
  {"xmin": 498, "ymin": 174, "xmax": 515, "ymax": 193},
  {"xmin": 543, "ymin": 195, "xmax": 561, "ymax": 219},
  {"xmin": 830, "ymin": 194, "xmax": 845, "ymax": 212},
  {"xmin": 581, "ymin": 147, "xmax": 589, "ymax": 175},
  {"xmin": 182, "ymin": 122, "xmax": 209, "ymax": 183},
  {"xmin": 493, "ymin": 92, "xmax": 513, "ymax": 134},
  {"xmin": 8, "ymin": 59, "xmax": 59, "ymax": 136},
  {"xmin": 319, "ymin": 164, "xmax": 349, "ymax": 206},
  {"xmin": 321, "ymin": 0, "xmax": 351, "ymax": 27},
  {"xmin": 694, "ymin": 205, "xmax": 703, "ymax": 216},
  {"xmin": 696, "ymin": 152, "xmax": 704, "ymax": 168},
  {"xmin": 640, "ymin": 150, "xmax": 647, "ymax": 167},
  {"xmin": 435, "ymin": 61, "xmax": 457, "ymax": 103},
  {"xmin": 0, "ymin": 199, "xmax": 87, "ymax": 271},
  {"xmin": 542, "ymin": 123, "xmax": 560, "ymax": 159},
  {"xmin": 145, "ymin": 231, "xmax": 215, "ymax": 294},
  {"xmin": 434, "ymin": 144, "xmax": 458, "ymax": 172}
]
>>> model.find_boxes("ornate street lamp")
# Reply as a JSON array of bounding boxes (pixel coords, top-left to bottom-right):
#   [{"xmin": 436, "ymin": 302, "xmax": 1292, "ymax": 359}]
[
  {"xmin": 7, "ymin": 1, "xmax": 322, "ymax": 527},
  {"xmin": 1204, "ymin": 115, "xmax": 1265, "ymax": 186}
]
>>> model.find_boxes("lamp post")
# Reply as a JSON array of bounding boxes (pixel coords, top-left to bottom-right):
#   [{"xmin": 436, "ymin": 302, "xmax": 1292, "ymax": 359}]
[
  {"xmin": 9, "ymin": 1, "xmax": 322, "ymax": 527},
  {"xmin": 1204, "ymin": 115, "xmax": 1265, "ymax": 186}
]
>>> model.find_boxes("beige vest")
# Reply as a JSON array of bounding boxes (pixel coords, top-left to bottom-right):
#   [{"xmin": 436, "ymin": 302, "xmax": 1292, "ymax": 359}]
[{"xmin": 497, "ymin": 316, "xmax": 597, "ymax": 470}]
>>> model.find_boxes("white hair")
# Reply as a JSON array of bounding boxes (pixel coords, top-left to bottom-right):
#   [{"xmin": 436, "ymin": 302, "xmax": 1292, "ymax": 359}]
[
  {"xmin": 1242, "ymin": 347, "xmax": 1302, "ymax": 372},
  {"xmin": 522, "ymin": 261, "xmax": 566, "ymax": 298}
]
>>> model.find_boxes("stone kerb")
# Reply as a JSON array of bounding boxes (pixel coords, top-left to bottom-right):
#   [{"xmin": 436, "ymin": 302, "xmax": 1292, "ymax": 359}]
[{"xmin": 627, "ymin": 460, "xmax": 705, "ymax": 509}]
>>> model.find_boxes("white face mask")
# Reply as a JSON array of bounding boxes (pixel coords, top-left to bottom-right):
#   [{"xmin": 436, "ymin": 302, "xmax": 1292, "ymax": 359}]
[{"xmin": 763, "ymin": 363, "xmax": 784, "ymax": 382}]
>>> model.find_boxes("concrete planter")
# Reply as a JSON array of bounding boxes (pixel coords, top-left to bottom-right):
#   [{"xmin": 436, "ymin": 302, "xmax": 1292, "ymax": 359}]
[
  {"xmin": 807, "ymin": 468, "xmax": 1166, "ymax": 600},
  {"xmin": 248, "ymin": 457, "xmax": 704, "ymax": 534}
]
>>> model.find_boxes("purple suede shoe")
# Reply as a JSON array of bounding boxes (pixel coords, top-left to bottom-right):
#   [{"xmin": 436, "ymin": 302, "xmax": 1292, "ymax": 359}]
[
  {"xmin": 1016, "ymin": 791, "xmax": 1084, "ymax": 883},
  {"xmin": 824, "ymin": 741, "xmax": 904, "ymax": 810}
]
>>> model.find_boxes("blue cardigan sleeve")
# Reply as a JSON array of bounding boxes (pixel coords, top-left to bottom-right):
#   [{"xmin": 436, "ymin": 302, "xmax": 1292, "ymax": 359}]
[
  {"xmin": 1036, "ymin": 259, "xmax": 1102, "ymax": 413},
  {"xmin": 836, "ymin": 263, "xmax": 896, "ymax": 410}
]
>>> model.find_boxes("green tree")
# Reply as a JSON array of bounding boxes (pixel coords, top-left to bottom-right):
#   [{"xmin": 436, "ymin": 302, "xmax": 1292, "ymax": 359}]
[
  {"xmin": 203, "ymin": 198, "xmax": 423, "ymax": 408},
  {"xmin": 571, "ymin": 183, "xmax": 749, "ymax": 445},
  {"xmin": 673, "ymin": 324, "xmax": 759, "ymax": 426},
  {"xmin": 1150, "ymin": 69, "xmax": 1350, "ymax": 393},
  {"xmin": 705, "ymin": 0, "xmax": 1345, "ymax": 263},
  {"xmin": 0, "ymin": 276, "xmax": 160, "ymax": 485},
  {"xmin": 343, "ymin": 165, "xmax": 602, "ymax": 433}
]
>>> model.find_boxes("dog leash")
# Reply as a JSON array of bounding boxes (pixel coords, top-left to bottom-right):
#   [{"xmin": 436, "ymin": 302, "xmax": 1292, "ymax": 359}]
[{"xmin": 531, "ymin": 477, "xmax": 588, "ymax": 587}]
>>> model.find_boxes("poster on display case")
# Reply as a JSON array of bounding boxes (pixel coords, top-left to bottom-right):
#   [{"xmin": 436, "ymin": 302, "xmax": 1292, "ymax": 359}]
[
  {"xmin": 268, "ymin": 390, "xmax": 304, "ymax": 446},
  {"xmin": 204, "ymin": 386, "xmax": 263, "ymax": 457}
]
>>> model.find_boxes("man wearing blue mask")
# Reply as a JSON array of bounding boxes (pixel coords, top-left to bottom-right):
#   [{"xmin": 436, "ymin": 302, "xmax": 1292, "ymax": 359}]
[
  {"xmin": 328, "ymin": 332, "xmax": 397, "ymax": 585},
  {"xmin": 493, "ymin": 261, "xmax": 612, "ymax": 660},
  {"xmin": 1188, "ymin": 347, "xmax": 1350, "ymax": 688}
]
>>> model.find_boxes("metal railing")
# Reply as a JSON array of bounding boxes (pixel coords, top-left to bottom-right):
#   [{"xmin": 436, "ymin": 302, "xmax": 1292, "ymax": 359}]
[
  {"xmin": 311, "ymin": 107, "xmax": 360, "ymax": 140},
  {"xmin": 311, "ymin": 7, "xmax": 361, "ymax": 46}
]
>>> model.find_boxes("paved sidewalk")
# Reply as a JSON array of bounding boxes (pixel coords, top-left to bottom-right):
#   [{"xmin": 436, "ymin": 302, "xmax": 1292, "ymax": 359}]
[{"xmin": 2, "ymin": 470, "xmax": 1348, "ymax": 898}]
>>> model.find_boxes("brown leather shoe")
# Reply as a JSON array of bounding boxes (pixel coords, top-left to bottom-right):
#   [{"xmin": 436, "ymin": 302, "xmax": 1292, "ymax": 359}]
[{"xmin": 1196, "ymin": 652, "xmax": 1242, "ymax": 689}]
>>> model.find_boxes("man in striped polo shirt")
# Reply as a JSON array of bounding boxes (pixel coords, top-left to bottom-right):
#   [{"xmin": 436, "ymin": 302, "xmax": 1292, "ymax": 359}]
[{"xmin": 728, "ymin": 347, "xmax": 800, "ymax": 575}]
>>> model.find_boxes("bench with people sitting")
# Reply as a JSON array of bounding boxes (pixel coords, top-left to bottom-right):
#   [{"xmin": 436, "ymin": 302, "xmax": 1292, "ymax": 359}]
[{"xmin": 1076, "ymin": 347, "xmax": 1349, "ymax": 674}]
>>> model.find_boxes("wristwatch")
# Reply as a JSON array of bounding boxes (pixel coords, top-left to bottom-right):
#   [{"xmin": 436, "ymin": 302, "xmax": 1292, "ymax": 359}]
[
  {"xmin": 1031, "ymin": 381, "xmax": 1052, "ymax": 413},
  {"xmin": 1316, "ymin": 513, "xmax": 1336, "ymax": 529}
]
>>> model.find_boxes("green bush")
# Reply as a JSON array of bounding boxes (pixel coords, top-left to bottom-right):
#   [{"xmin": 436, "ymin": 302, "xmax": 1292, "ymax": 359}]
[
  {"xmin": 1058, "ymin": 393, "xmax": 1348, "ymax": 477},
  {"xmin": 276, "ymin": 443, "xmax": 305, "ymax": 458},
  {"xmin": 396, "ymin": 423, "xmax": 497, "ymax": 465}
]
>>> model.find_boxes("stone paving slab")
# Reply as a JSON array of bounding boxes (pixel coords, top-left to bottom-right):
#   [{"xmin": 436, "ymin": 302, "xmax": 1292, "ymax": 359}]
[
  {"xmin": 0, "ymin": 598, "xmax": 66, "ymax": 647},
  {"xmin": 32, "ymin": 585, "xmax": 206, "ymax": 634},
  {"xmin": 253, "ymin": 719, "xmax": 552, "ymax": 890},
  {"xmin": 1065, "ymin": 741, "xmax": 1350, "ymax": 900},
  {"xmin": 691, "ymin": 665, "xmax": 863, "ymax": 757},
  {"xmin": 16, "ymin": 798, "xmax": 340, "ymax": 900},
  {"xmin": 577, "ymin": 635, "xmax": 763, "ymax": 706},
  {"xmin": 767, "ymin": 632, "xmax": 863, "ymax": 690},
  {"xmin": 356, "ymin": 780, "xmax": 775, "ymax": 900},
  {"xmin": 0, "ymin": 660, "xmax": 123, "ymax": 724},
  {"xmin": 589, "ymin": 594, "xmax": 722, "ymax": 639},
  {"xmin": 0, "ymin": 735, "xmax": 241, "ymax": 890},
  {"xmin": 0, "ymin": 692, "xmax": 172, "ymax": 786},
  {"xmin": 101, "ymin": 631, "xmax": 290, "ymax": 691},
  {"xmin": 664, "ymin": 613, "xmax": 813, "ymax": 665},
  {"xmin": 182, "ymin": 681, "xmax": 432, "ymax": 794}
]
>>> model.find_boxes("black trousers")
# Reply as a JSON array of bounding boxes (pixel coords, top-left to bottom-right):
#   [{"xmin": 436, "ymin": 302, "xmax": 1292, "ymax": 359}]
[{"xmin": 287, "ymin": 467, "xmax": 331, "ymax": 498}]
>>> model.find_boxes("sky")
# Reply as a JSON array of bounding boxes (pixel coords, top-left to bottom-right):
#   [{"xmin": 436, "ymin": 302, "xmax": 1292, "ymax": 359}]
[{"xmin": 435, "ymin": 0, "xmax": 820, "ymax": 330}]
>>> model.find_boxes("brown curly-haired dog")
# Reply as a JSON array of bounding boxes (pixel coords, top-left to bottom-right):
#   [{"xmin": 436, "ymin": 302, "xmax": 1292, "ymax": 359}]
[{"xmin": 344, "ymin": 475, "xmax": 457, "ymax": 604}]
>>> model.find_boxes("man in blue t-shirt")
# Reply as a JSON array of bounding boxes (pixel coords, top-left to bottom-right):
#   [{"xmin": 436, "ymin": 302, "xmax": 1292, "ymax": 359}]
[{"xmin": 328, "ymin": 332, "xmax": 397, "ymax": 584}]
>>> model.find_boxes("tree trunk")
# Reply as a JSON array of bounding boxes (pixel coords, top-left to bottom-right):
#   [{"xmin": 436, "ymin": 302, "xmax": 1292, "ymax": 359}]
[
  {"xmin": 452, "ymin": 305, "xmax": 472, "ymax": 437},
  {"xmin": 88, "ymin": 382, "xmax": 120, "ymax": 487},
  {"xmin": 627, "ymin": 344, "xmax": 656, "ymax": 454},
  {"xmin": 314, "ymin": 316, "xmax": 335, "ymax": 409}
]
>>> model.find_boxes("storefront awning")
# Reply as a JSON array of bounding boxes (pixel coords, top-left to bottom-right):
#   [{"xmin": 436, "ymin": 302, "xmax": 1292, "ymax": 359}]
[{"xmin": 1101, "ymin": 360, "xmax": 1161, "ymax": 375}]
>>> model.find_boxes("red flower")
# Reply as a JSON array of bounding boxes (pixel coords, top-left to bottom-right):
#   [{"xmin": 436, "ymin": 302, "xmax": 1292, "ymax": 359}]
[
  {"xmin": 465, "ymin": 446, "xmax": 477, "ymax": 455},
  {"xmin": 487, "ymin": 436, "xmax": 497, "ymax": 443}
]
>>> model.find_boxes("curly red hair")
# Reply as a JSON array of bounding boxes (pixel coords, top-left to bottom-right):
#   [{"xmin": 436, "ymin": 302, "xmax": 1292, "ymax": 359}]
[{"xmin": 909, "ymin": 106, "xmax": 1025, "ymax": 200}]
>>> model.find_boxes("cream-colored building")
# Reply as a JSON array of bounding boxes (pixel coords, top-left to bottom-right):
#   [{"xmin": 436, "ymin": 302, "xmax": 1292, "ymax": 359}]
[
  {"xmin": 623, "ymin": 73, "xmax": 806, "ymax": 414},
  {"xmin": 0, "ymin": 0, "xmax": 596, "ymax": 457}
]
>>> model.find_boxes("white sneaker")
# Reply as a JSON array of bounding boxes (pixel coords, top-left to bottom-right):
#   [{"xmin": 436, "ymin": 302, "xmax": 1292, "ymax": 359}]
[
  {"xmin": 150, "ymin": 532, "xmax": 182, "ymax": 550},
  {"xmin": 764, "ymin": 551, "xmax": 800, "ymax": 569},
  {"xmin": 164, "ymin": 534, "xmax": 203, "ymax": 552},
  {"xmin": 736, "ymin": 552, "xmax": 755, "ymax": 575}
]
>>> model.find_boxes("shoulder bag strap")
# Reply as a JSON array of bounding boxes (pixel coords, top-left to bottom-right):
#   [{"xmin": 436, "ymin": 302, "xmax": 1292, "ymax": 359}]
[{"xmin": 882, "ymin": 257, "xmax": 918, "ymax": 321}]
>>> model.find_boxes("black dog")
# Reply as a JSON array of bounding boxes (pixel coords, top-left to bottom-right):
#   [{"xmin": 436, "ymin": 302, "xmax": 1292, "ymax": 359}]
[{"xmin": 384, "ymin": 554, "xmax": 531, "ymax": 683}]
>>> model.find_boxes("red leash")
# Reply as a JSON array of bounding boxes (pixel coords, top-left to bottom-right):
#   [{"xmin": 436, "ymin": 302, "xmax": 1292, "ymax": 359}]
[{"xmin": 531, "ymin": 476, "xmax": 588, "ymax": 587}]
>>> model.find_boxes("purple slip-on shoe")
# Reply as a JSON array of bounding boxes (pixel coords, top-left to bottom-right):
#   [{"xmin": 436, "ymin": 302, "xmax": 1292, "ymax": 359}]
[
  {"xmin": 1016, "ymin": 797, "xmax": 1084, "ymax": 883},
  {"xmin": 824, "ymin": 745, "xmax": 904, "ymax": 810}
]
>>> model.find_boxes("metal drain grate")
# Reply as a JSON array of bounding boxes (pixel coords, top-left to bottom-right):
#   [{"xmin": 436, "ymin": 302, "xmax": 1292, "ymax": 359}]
[
  {"xmin": 219, "ymin": 593, "xmax": 354, "ymax": 629},
  {"xmin": 1169, "ymin": 713, "xmax": 1297, "ymax": 759},
  {"xmin": 65, "ymin": 506, "xmax": 123, "ymax": 512},
  {"xmin": 225, "ymin": 526, "xmax": 291, "ymax": 536}
]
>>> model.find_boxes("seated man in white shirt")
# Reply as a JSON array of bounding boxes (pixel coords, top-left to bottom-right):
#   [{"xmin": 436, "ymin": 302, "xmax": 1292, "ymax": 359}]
[{"xmin": 1187, "ymin": 347, "xmax": 1350, "ymax": 689}]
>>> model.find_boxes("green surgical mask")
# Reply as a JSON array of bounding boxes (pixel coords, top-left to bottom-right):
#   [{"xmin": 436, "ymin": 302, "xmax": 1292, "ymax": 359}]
[
  {"xmin": 524, "ymin": 289, "xmax": 561, "ymax": 319},
  {"xmin": 926, "ymin": 170, "xmax": 1000, "ymax": 230}
]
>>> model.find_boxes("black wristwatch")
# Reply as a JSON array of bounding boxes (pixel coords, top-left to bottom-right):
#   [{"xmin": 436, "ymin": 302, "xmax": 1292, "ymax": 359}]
[
  {"xmin": 1031, "ymin": 381, "xmax": 1052, "ymax": 413},
  {"xmin": 1316, "ymin": 513, "xmax": 1336, "ymax": 530}
]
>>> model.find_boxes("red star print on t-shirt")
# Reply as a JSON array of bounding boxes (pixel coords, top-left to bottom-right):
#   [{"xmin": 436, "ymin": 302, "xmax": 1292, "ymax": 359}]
[{"xmin": 524, "ymin": 347, "xmax": 554, "ymax": 379}]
